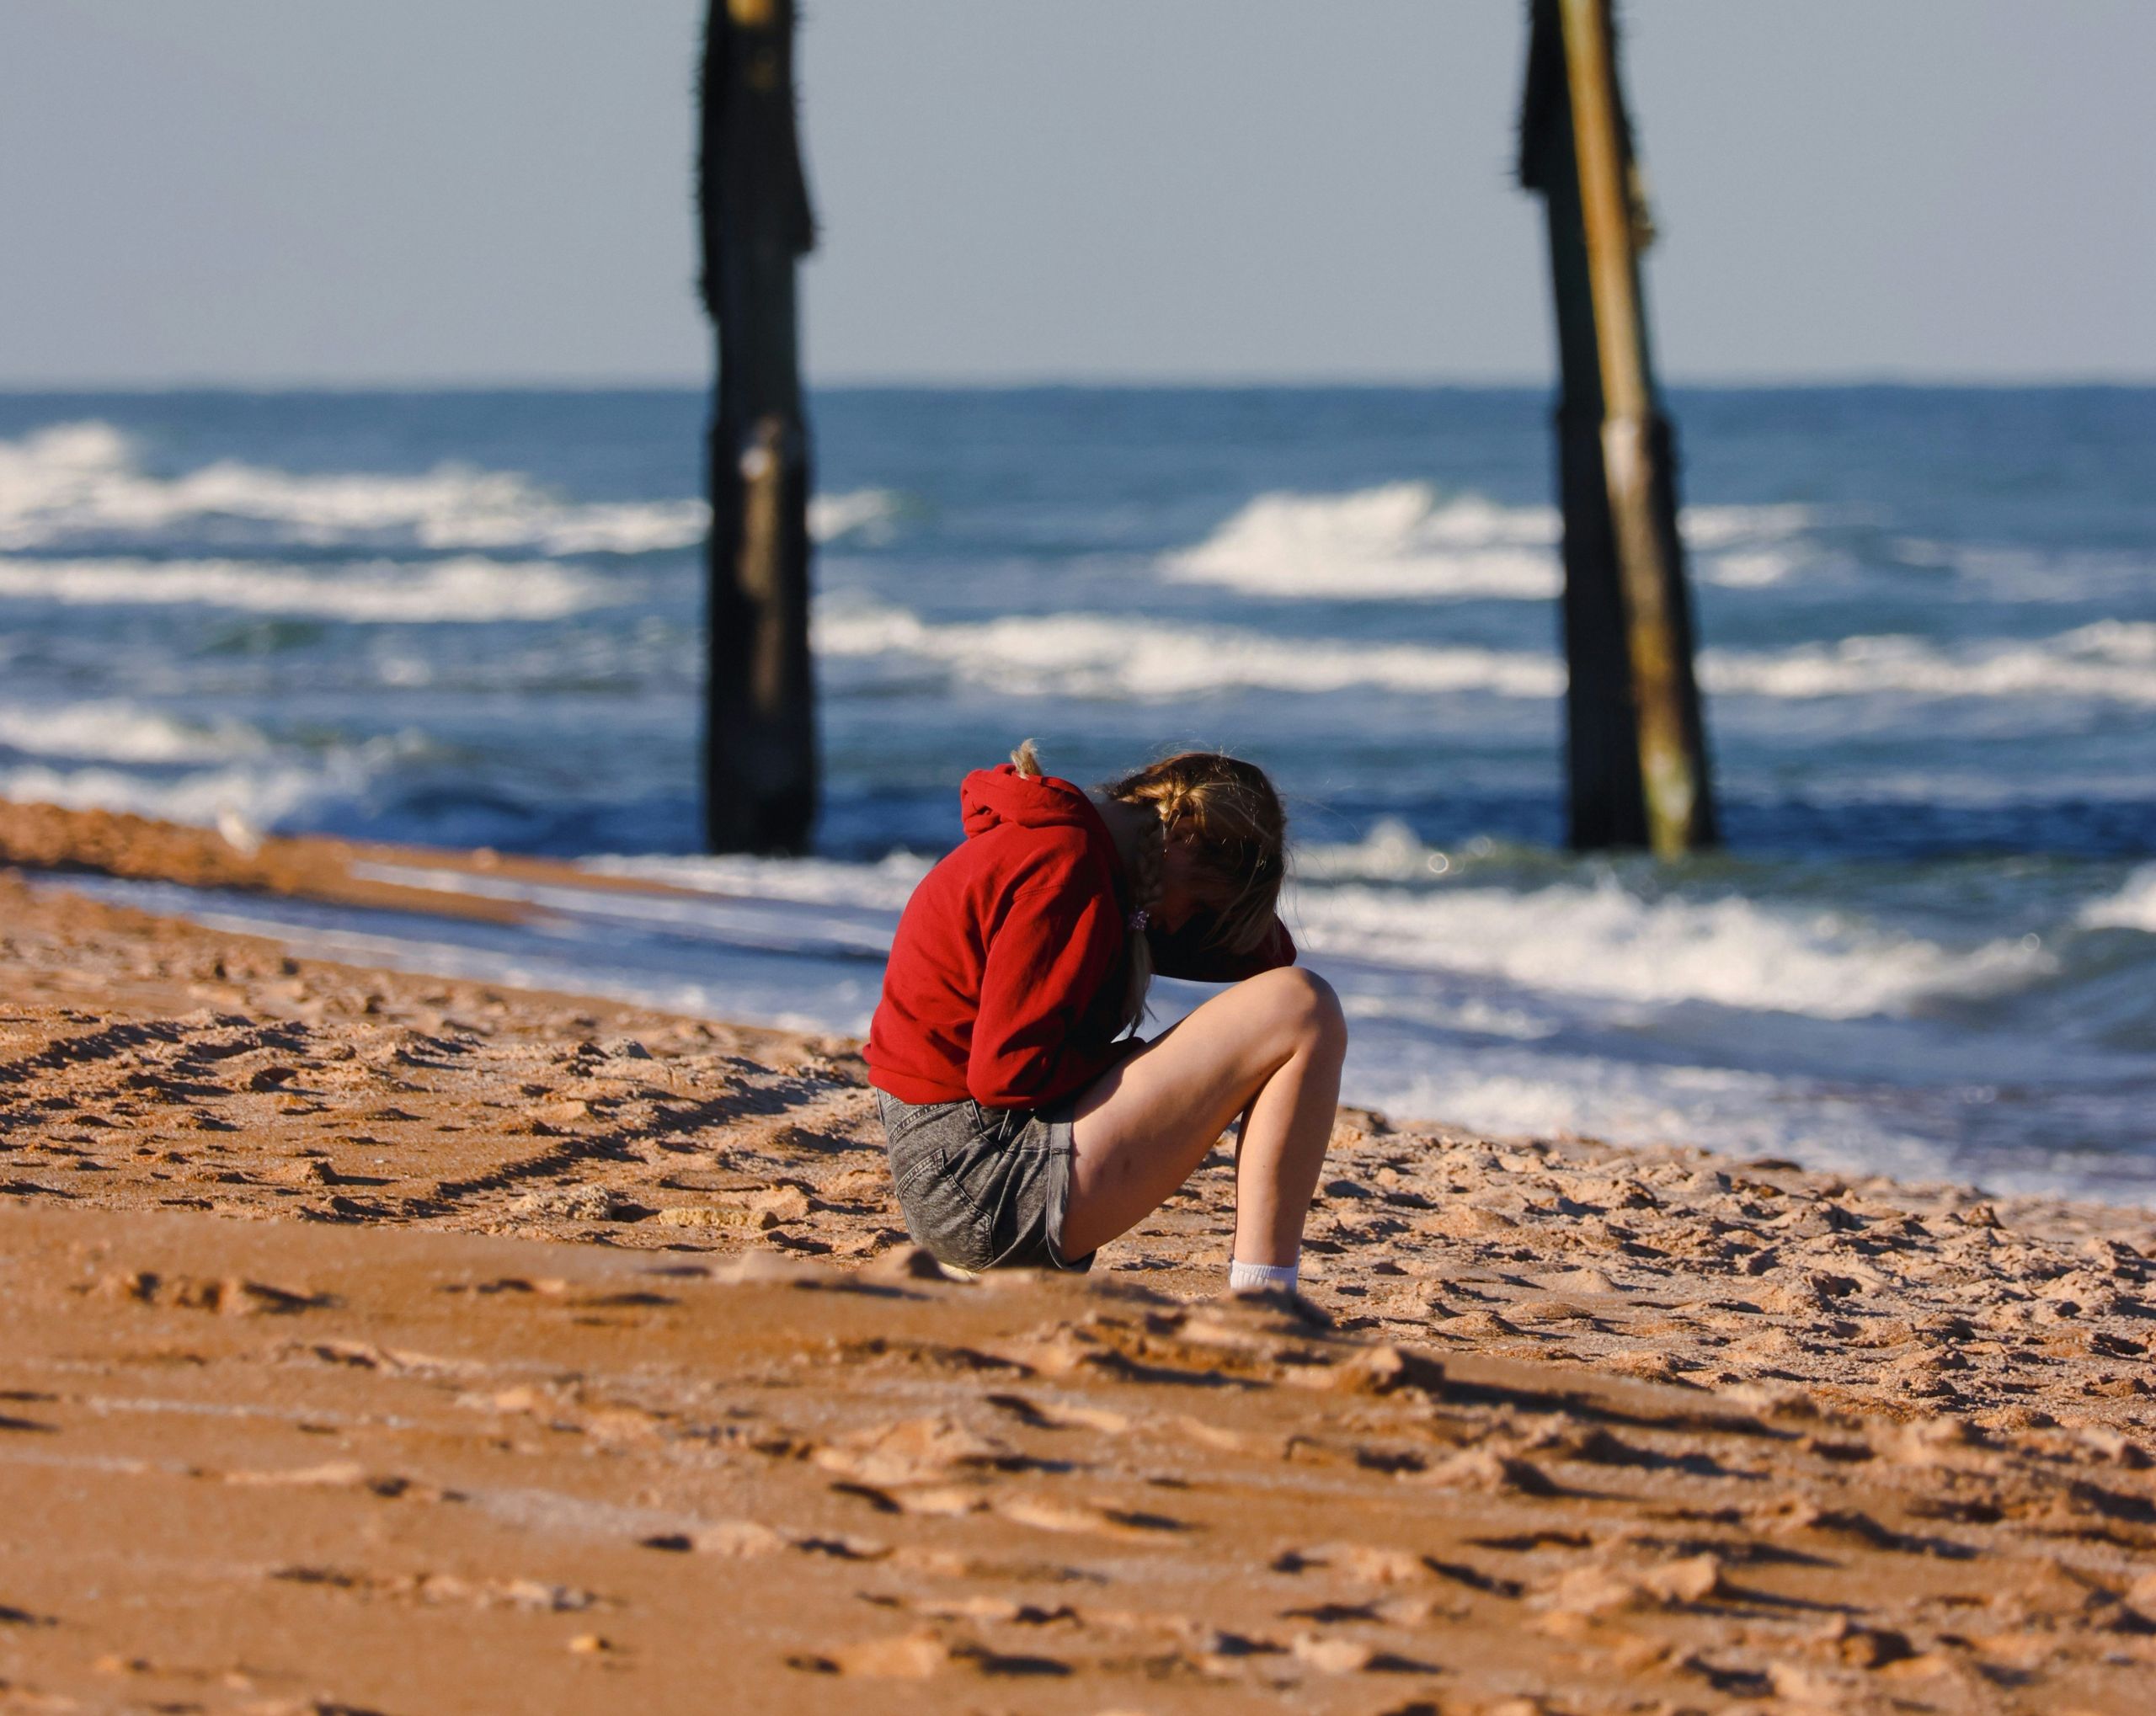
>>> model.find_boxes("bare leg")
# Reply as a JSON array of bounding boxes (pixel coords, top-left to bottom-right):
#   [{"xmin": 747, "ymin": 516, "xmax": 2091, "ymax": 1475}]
[{"xmin": 1062, "ymin": 967, "xmax": 1346, "ymax": 1264}]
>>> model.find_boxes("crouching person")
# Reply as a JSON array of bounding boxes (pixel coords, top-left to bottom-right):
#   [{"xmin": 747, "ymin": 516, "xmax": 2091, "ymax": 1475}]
[{"xmin": 866, "ymin": 743, "xmax": 1346, "ymax": 1294}]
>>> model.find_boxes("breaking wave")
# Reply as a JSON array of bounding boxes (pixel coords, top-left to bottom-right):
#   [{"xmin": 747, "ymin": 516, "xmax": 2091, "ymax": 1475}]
[
  {"xmin": 2081, "ymin": 866, "xmax": 2156, "ymax": 934},
  {"xmin": 1700, "ymin": 622, "xmax": 2156, "ymax": 705},
  {"xmin": 0, "ymin": 759, "xmax": 350, "ymax": 829},
  {"xmin": 1165, "ymin": 483, "xmax": 1561, "ymax": 599},
  {"xmin": 1351, "ymin": 1059, "xmax": 1955, "ymax": 1184},
  {"xmin": 1162, "ymin": 482, "xmax": 1824, "ymax": 600},
  {"xmin": 820, "ymin": 599, "xmax": 2156, "ymax": 708},
  {"xmin": 808, "ymin": 488, "xmax": 905, "ymax": 546},
  {"xmin": 0, "ymin": 718, "xmax": 436, "ymax": 834},
  {"xmin": 577, "ymin": 829, "xmax": 2052, "ymax": 1025},
  {"xmin": 0, "ymin": 701, "xmax": 269, "ymax": 765},
  {"xmin": 581, "ymin": 828, "xmax": 2052, "ymax": 1026},
  {"xmin": 1290, "ymin": 874, "xmax": 2053, "ymax": 1021},
  {"xmin": 0, "ymin": 555, "xmax": 615, "ymax": 622},
  {"xmin": 0, "ymin": 421, "xmax": 899, "ymax": 557},
  {"xmin": 0, "ymin": 422, "xmax": 703, "ymax": 556},
  {"xmin": 816, "ymin": 600, "xmax": 1565, "ymax": 700},
  {"xmin": 584, "ymin": 849, "xmax": 934, "ymax": 913}
]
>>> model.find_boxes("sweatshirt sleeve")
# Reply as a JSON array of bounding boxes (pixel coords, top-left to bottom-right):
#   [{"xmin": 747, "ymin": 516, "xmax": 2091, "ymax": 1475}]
[
  {"xmin": 966, "ymin": 873, "xmax": 1123, "ymax": 1106},
  {"xmin": 1147, "ymin": 912, "xmax": 1297, "ymax": 983}
]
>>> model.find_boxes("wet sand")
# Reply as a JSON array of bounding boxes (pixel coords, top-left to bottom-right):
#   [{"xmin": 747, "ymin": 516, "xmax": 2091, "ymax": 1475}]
[{"xmin": 4, "ymin": 802, "xmax": 2155, "ymax": 1712}]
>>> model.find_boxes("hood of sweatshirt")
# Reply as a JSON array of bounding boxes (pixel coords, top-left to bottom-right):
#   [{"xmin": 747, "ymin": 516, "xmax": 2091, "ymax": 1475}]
[{"xmin": 959, "ymin": 764, "xmax": 1104, "ymax": 840}]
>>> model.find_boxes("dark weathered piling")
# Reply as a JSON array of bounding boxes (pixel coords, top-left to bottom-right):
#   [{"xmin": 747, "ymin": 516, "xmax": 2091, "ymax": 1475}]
[
  {"xmin": 1520, "ymin": 0, "xmax": 1716, "ymax": 856},
  {"xmin": 699, "ymin": 0, "xmax": 818, "ymax": 854}
]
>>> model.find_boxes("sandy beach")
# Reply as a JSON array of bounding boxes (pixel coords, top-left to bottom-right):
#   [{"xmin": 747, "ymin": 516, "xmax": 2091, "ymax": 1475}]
[
  {"xmin": 11, "ymin": 6, "xmax": 2156, "ymax": 1712},
  {"xmin": 5, "ymin": 804, "xmax": 2156, "ymax": 1713}
]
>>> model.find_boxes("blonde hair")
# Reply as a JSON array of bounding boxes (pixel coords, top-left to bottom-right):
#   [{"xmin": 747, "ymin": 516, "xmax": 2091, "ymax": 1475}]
[{"xmin": 1011, "ymin": 741, "xmax": 1287, "ymax": 1032}]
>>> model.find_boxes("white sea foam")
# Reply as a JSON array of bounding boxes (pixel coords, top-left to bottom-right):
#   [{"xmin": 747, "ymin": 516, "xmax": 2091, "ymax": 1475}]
[
  {"xmin": 1701, "ymin": 622, "xmax": 2156, "ymax": 704},
  {"xmin": 1363, "ymin": 1063, "xmax": 1731, "ymax": 1151},
  {"xmin": 1287, "ymin": 875, "xmax": 2053, "ymax": 1020},
  {"xmin": 2080, "ymin": 866, "xmax": 2156, "ymax": 934},
  {"xmin": 808, "ymin": 488, "xmax": 905, "ymax": 546},
  {"xmin": 577, "ymin": 813, "xmax": 2051, "ymax": 1027},
  {"xmin": 1295, "ymin": 819, "xmax": 1481, "ymax": 883},
  {"xmin": 820, "ymin": 598, "xmax": 2156, "ymax": 708},
  {"xmin": 0, "ymin": 421, "xmax": 893, "ymax": 557},
  {"xmin": 0, "ymin": 760, "xmax": 339, "ymax": 829},
  {"xmin": 1646, "ymin": 504, "xmax": 1833, "ymax": 587},
  {"xmin": 1165, "ymin": 483, "xmax": 1561, "ymax": 600},
  {"xmin": 1699, "ymin": 549, "xmax": 1801, "ymax": 589},
  {"xmin": 1893, "ymin": 540, "xmax": 2151, "ymax": 605},
  {"xmin": 0, "ymin": 701, "xmax": 268, "ymax": 765},
  {"xmin": 1682, "ymin": 503, "xmax": 1818, "ymax": 549},
  {"xmin": 0, "ymin": 422, "xmax": 704, "ymax": 555},
  {"xmin": 1338, "ymin": 989, "xmax": 1561, "ymax": 1042},
  {"xmin": 1162, "ymin": 483, "xmax": 1822, "ymax": 600},
  {"xmin": 1353, "ymin": 1058, "xmax": 1954, "ymax": 1185},
  {"xmin": 0, "ymin": 555, "xmax": 613, "ymax": 622},
  {"xmin": 0, "ymin": 722, "xmax": 424, "ymax": 829},
  {"xmin": 816, "ymin": 600, "xmax": 1566, "ymax": 700},
  {"xmin": 584, "ymin": 849, "xmax": 934, "ymax": 912}
]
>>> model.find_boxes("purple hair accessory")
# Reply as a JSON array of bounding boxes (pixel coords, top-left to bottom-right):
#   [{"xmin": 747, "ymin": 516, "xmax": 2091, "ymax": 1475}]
[{"xmin": 1127, "ymin": 909, "xmax": 1150, "ymax": 932}]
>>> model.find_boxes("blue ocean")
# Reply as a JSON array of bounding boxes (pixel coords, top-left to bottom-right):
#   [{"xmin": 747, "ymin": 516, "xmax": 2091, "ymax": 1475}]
[{"xmin": 3, "ymin": 386, "xmax": 2153, "ymax": 1201}]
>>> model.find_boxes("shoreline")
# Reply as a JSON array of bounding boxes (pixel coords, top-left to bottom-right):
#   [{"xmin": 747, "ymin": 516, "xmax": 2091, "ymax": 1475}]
[{"xmin": 4, "ymin": 805, "xmax": 2156, "ymax": 1708}]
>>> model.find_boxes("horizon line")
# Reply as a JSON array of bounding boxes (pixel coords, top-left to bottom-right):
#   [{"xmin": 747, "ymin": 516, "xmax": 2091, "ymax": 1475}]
[{"xmin": 3, "ymin": 371, "xmax": 2154, "ymax": 396}]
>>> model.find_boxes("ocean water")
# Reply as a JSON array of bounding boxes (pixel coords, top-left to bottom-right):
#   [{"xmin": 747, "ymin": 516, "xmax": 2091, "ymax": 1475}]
[{"xmin": 3, "ymin": 386, "xmax": 2154, "ymax": 1202}]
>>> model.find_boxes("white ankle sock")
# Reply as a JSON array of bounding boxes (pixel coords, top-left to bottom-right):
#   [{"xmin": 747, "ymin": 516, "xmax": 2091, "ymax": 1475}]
[{"xmin": 1227, "ymin": 1257, "xmax": 1299, "ymax": 1295}]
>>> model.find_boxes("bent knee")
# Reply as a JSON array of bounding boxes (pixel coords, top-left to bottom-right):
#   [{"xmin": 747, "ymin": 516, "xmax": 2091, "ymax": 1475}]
[{"xmin": 1246, "ymin": 965, "xmax": 1348, "ymax": 1054}]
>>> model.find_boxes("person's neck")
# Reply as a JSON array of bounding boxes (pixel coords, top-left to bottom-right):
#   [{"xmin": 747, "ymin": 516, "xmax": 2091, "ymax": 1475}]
[{"xmin": 1089, "ymin": 791, "xmax": 1153, "ymax": 886}]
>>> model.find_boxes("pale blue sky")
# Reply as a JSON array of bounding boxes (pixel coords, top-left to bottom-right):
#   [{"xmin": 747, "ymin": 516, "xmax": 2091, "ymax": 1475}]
[{"xmin": 3, "ymin": 1, "xmax": 2151, "ymax": 385}]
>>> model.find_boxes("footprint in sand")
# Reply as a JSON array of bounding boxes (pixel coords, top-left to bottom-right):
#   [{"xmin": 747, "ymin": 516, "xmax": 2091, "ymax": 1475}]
[
  {"xmin": 99, "ymin": 1270, "xmax": 329, "ymax": 1314},
  {"xmin": 790, "ymin": 1628, "xmax": 1070, "ymax": 1681}
]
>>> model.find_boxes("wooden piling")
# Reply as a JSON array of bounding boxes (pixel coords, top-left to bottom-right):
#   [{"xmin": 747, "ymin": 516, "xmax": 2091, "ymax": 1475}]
[
  {"xmin": 1520, "ymin": 0, "xmax": 1716, "ymax": 856},
  {"xmin": 699, "ymin": 0, "xmax": 818, "ymax": 854}
]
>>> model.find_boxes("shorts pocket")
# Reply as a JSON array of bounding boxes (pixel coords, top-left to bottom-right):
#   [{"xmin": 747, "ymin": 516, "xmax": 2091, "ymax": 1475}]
[
  {"xmin": 944, "ymin": 1138, "xmax": 1049, "ymax": 1258},
  {"xmin": 878, "ymin": 1094, "xmax": 961, "ymax": 1145},
  {"xmin": 887, "ymin": 1131, "xmax": 943, "ymax": 1199},
  {"xmin": 886, "ymin": 1137, "xmax": 995, "ymax": 1272},
  {"xmin": 898, "ymin": 1168, "xmax": 999, "ymax": 1272}
]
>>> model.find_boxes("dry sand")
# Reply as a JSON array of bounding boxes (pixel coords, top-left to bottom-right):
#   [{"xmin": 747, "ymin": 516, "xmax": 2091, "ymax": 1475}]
[{"xmin": 3, "ymin": 801, "xmax": 2155, "ymax": 1713}]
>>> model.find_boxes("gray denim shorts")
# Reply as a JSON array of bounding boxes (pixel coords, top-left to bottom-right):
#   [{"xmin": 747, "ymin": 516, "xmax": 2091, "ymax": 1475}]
[{"xmin": 874, "ymin": 1090, "xmax": 1095, "ymax": 1273}]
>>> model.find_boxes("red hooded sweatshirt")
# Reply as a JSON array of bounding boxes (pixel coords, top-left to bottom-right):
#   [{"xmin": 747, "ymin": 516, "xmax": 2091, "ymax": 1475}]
[{"xmin": 866, "ymin": 765, "xmax": 1296, "ymax": 1109}]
